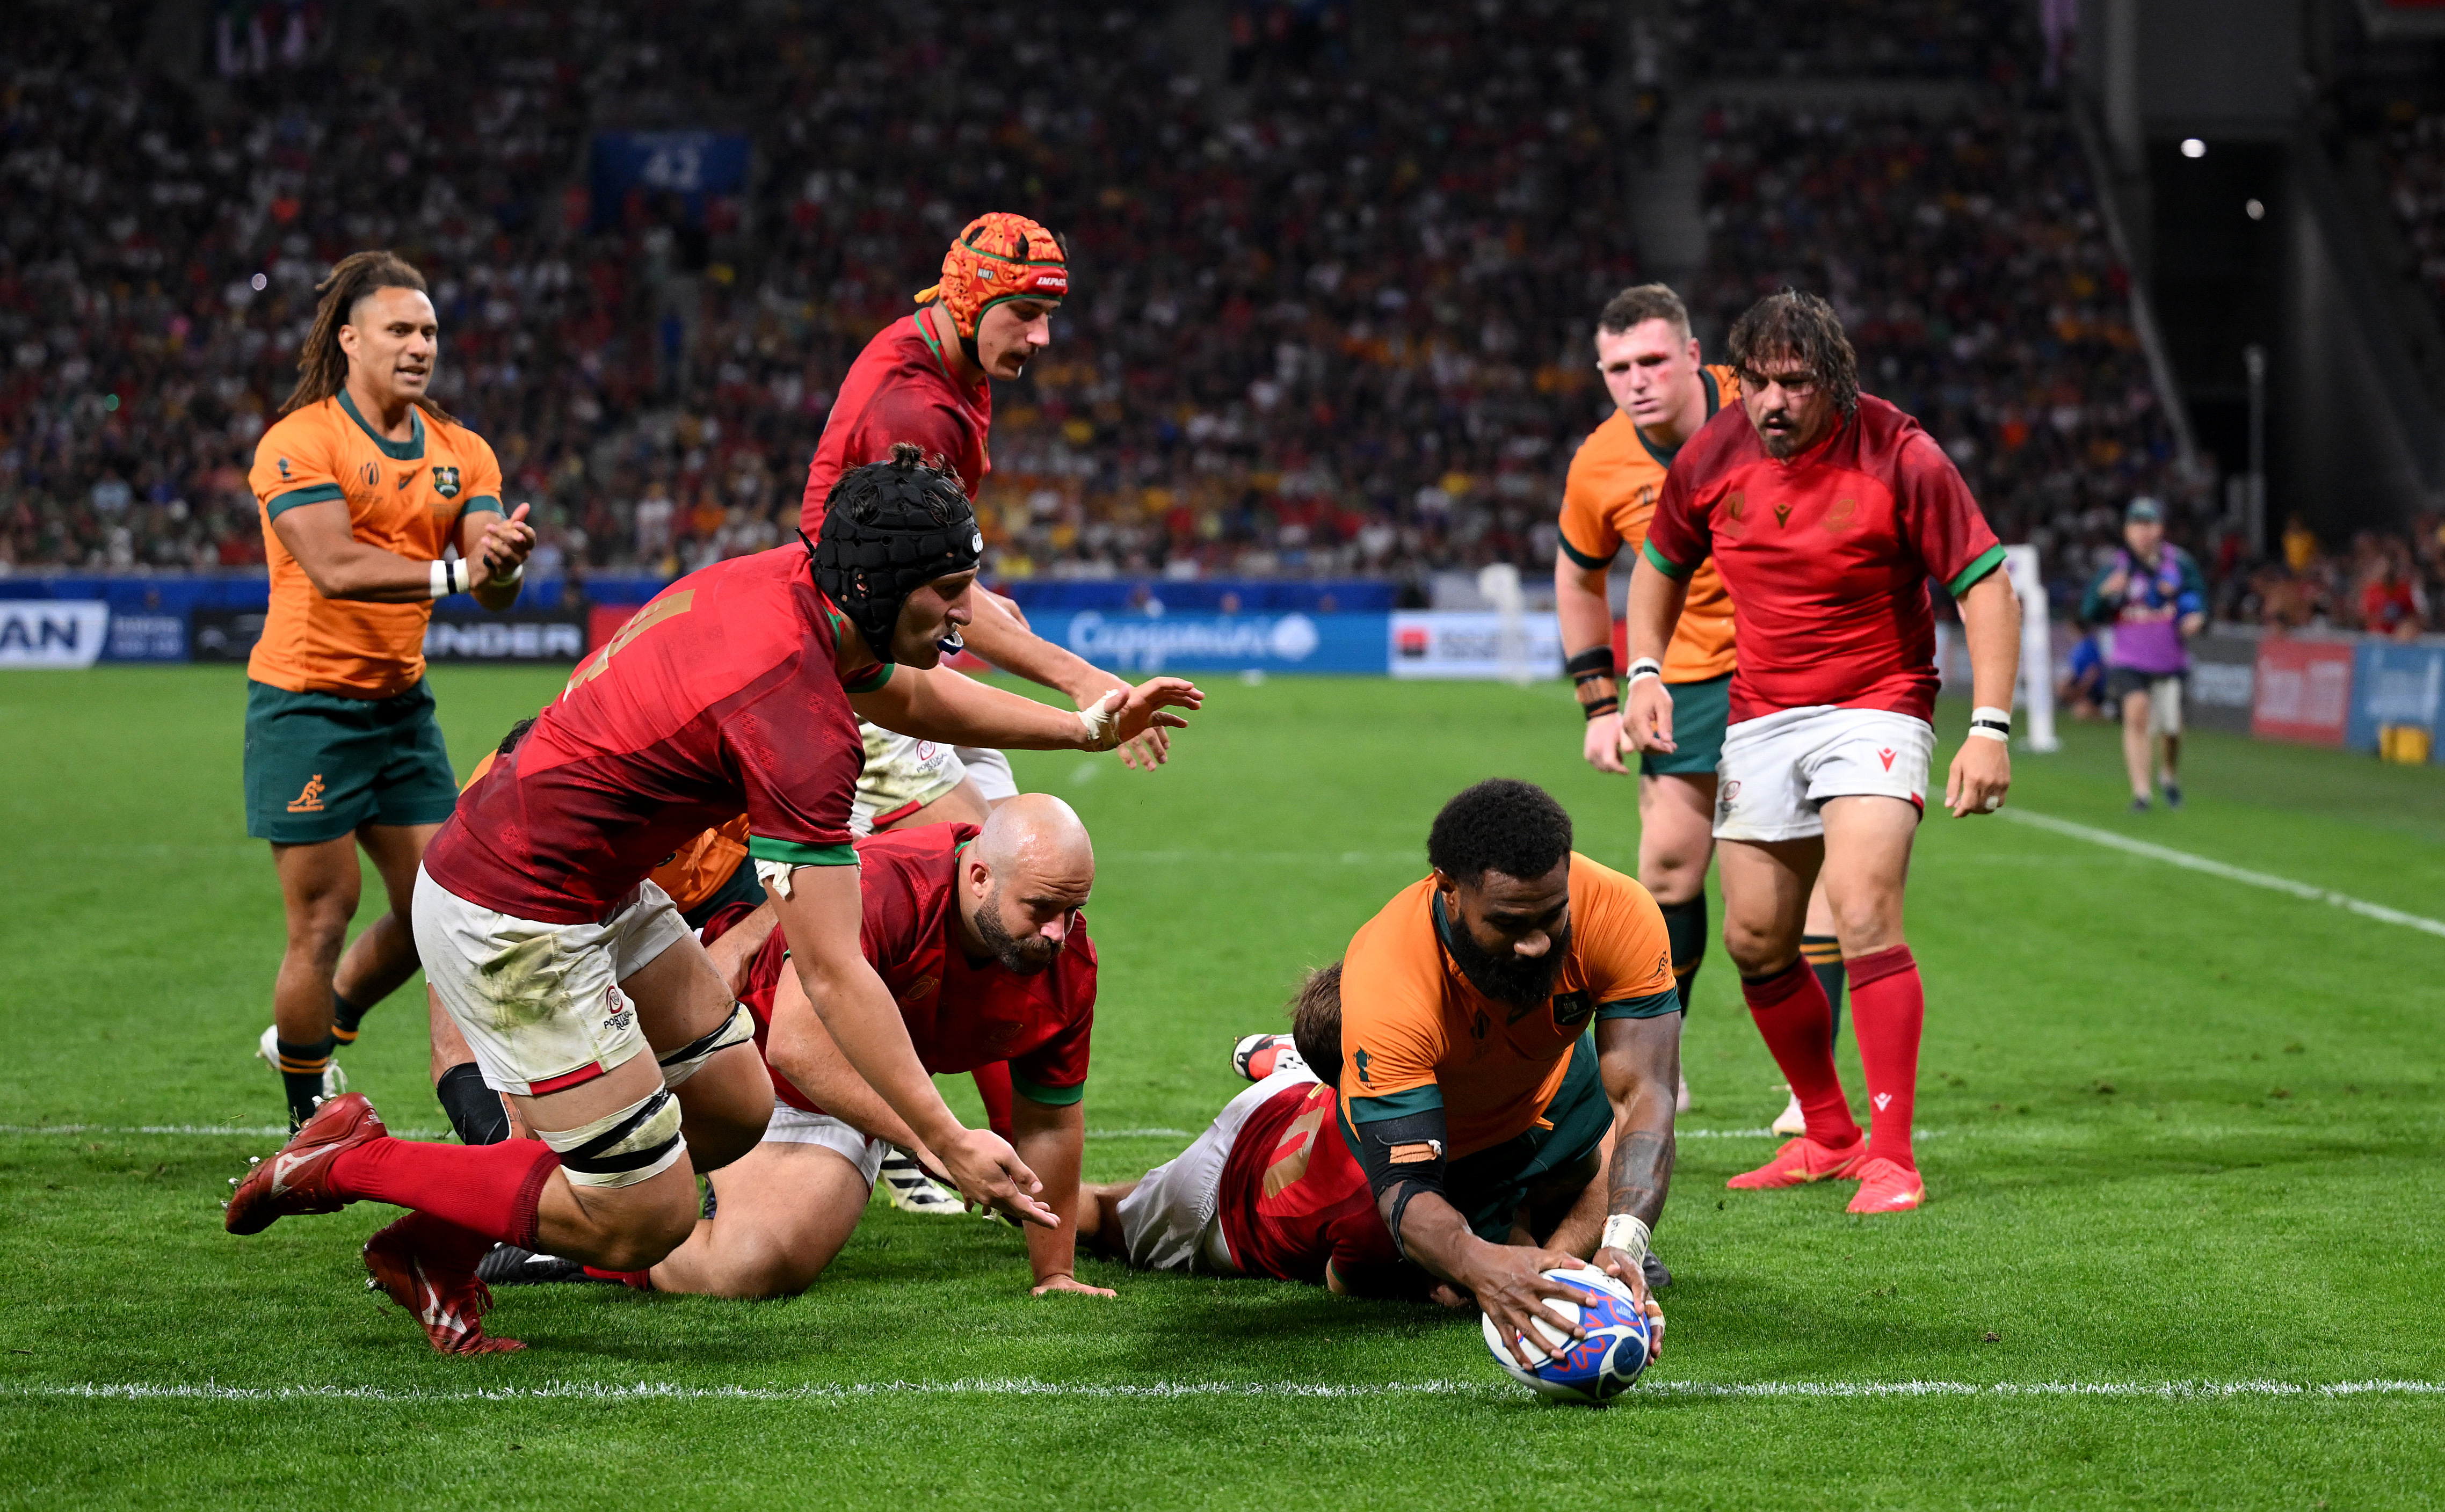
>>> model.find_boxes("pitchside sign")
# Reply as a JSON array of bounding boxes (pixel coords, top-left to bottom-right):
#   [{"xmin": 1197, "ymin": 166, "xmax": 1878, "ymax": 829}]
[
  {"xmin": 0, "ymin": 600, "xmax": 109, "ymax": 668},
  {"xmin": 424, "ymin": 610, "xmax": 589, "ymax": 663}
]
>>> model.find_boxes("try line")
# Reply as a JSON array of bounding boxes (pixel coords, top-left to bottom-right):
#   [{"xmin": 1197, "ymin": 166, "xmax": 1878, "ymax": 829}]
[
  {"xmin": 2001, "ymin": 809, "xmax": 2445, "ymax": 940},
  {"xmin": 9, "ymin": 1378, "xmax": 2441, "ymax": 1405}
]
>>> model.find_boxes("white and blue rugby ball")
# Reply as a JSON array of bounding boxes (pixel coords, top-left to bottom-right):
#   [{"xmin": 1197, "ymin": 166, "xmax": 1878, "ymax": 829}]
[{"xmin": 1479, "ymin": 1266, "xmax": 1655, "ymax": 1404}]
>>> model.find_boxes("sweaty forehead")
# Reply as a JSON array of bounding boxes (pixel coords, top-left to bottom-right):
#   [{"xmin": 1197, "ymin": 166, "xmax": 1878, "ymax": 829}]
[{"xmin": 1467, "ymin": 864, "xmax": 1570, "ymax": 917}]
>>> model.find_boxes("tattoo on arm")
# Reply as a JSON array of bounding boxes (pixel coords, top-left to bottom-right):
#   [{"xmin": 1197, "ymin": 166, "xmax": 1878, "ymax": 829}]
[{"xmin": 1607, "ymin": 1126, "xmax": 1673, "ymax": 1230}]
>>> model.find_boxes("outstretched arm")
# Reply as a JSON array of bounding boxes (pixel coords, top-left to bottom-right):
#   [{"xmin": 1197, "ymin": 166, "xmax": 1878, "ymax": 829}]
[
  {"xmin": 1012, "ymin": 1096, "xmax": 1109, "ymax": 1297},
  {"xmin": 850, "ymin": 665, "xmax": 1200, "ymax": 752}
]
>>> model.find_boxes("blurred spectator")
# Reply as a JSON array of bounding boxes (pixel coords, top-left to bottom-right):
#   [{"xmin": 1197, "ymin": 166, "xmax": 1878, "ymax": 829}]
[{"xmin": 2058, "ymin": 628, "xmax": 2107, "ymax": 721}]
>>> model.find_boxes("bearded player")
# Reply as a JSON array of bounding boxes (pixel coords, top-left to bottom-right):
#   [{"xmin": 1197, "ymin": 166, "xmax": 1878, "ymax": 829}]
[
  {"xmin": 1336, "ymin": 780, "xmax": 1679, "ymax": 1369},
  {"xmin": 1555, "ymin": 285, "xmax": 1851, "ymax": 1129},
  {"xmin": 224, "ymin": 449, "xmax": 1199, "ymax": 1354},
  {"xmin": 488, "ymin": 797, "xmax": 1109, "ymax": 1299},
  {"xmin": 1624, "ymin": 289, "xmax": 2019, "ymax": 1216},
  {"xmin": 242, "ymin": 250, "xmax": 537, "ymax": 1130}
]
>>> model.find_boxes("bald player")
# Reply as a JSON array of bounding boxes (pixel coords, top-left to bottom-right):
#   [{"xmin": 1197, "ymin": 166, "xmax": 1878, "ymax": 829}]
[{"xmin": 495, "ymin": 796, "xmax": 1111, "ymax": 1299}]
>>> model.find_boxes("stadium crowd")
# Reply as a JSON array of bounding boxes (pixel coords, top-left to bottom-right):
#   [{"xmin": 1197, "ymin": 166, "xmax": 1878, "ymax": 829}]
[{"xmin": 4, "ymin": 0, "xmax": 2436, "ymax": 632}]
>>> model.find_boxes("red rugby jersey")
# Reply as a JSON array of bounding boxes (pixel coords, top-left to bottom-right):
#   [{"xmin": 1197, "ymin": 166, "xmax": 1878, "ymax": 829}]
[
  {"xmin": 800, "ymin": 314, "xmax": 992, "ymax": 534},
  {"xmin": 1216, "ymin": 1079, "xmax": 1403, "ymax": 1289},
  {"xmin": 730, "ymin": 823, "xmax": 1096, "ymax": 1112},
  {"xmin": 1643, "ymin": 393, "xmax": 2006, "ymax": 724},
  {"xmin": 423, "ymin": 546, "xmax": 885, "ymax": 924}
]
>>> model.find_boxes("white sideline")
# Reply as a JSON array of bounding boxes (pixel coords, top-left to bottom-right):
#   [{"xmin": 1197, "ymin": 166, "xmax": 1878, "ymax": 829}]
[
  {"xmin": 7, "ymin": 1378, "xmax": 2441, "ymax": 1405},
  {"xmin": 2001, "ymin": 809, "xmax": 2445, "ymax": 940}
]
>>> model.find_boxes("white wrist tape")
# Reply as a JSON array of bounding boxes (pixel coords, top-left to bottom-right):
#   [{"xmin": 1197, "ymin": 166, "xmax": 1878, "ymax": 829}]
[
  {"xmin": 1626, "ymin": 658, "xmax": 1663, "ymax": 686},
  {"xmin": 1076, "ymin": 695, "xmax": 1122, "ymax": 751},
  {"xmin": 1601, "ymin": 1213, "xmax": 1652, "ymax": 1268},
  {"xmin": 429, "ymin": 559, "xmax": 462, "ymax": 599},
  {"xmin": 1968, "ymin": 703, "xmax": 2012, "ymax": 744},
  {"xmin": 493, "ymin": 558, "xmax": 522, "ymax": 586}
]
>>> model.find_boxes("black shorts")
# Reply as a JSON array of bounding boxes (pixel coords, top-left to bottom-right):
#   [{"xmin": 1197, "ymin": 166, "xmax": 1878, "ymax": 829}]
[{"xmin": 2106, "ymin": 667, "xmax": 2183, "ymax": 704}]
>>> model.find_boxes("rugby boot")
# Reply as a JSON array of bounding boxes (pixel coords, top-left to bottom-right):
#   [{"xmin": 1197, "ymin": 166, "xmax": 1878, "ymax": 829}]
[
  {"xmin": 877, "ymin": 1151, "xmax": 965, "ymax": 1215},
  {"xmin": 475, "ymin": 1244, "xmax": 593, "ymax": 1286},
  {"xmin": 223, "ymin": 1091, "xmax": 384, "ymax": 1234},
  {"xmin": 1725, "ymin": 1132, "xmax": 1866, "ymax": 1190},
  {"xmin": 1231, "ymin": 1033, "xmax": 1309, "ymax": 1082},
  {"xmin": 1844, "ymin": 1157, "xmax": 1927, "ymax": 1214},
  {"xmin": 364, "ymin": 1213, "xmax": 524, "ymax": 1355},
  {"xmin": 1772, "ymin": 1090, "xmax": 1808, "ymax": 1137},
  {"xmin": 1641, "ymin": 1251, "xmax": 1673, "ymax": 1291}
]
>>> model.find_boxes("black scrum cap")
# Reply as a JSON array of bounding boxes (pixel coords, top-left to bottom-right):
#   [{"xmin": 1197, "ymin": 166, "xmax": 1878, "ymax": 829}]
[{"xmin": 811, "ymin": 444, "xmax": 983, "ymax": 664}]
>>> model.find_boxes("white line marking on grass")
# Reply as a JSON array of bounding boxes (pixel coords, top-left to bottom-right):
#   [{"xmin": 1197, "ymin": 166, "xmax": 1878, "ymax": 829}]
[
  {"xmin": 9, "ymin": 1378, "xmax": 2440, "ymax": 1405},
  {"xmin": 0, "ymin": 1123, "xmax": 1196, "ymax": 1142},
  {"xmin": 2001, "ymin": 809, "xmax": 2445, "ymax": 940}
]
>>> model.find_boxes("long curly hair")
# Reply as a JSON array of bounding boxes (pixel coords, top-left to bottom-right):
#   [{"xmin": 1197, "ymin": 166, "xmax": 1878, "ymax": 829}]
[
  {"xmin": 1727, "ymin": 288, "xmax": 1860, "ymax": 416},
  {"xmin": 281, "ymin": 250, "xmax": 455, "ymax": 421}
]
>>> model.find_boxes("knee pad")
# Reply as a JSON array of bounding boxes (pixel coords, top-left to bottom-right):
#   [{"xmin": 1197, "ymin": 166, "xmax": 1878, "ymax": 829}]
[
  {"xmin": 656, "ymin": 1002, "xmax": 757, "ymax": 1089},
  {"xmin": 539, "ymin": 1087, "xmax": 686, "ymax": 1189}
]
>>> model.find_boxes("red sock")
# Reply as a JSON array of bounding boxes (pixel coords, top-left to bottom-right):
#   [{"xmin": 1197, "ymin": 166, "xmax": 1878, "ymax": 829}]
[
  {"xmin": 1742, "ymin": 958, "xmax": 1860, "ymax": 1147},
  {"xmin": 582, "ymin": 1266, "xmax": 654, "ymax": 1291},
  {"xmin": 1846, "ymin": 946, "xmax": 1924, "ymax": 1171},
  {"xmin": 972, "ymin": 1061, "xmax": 1015, "ymax": 1143},
  {"xmin": 332, "ymin": 1137, "xmax": 558, "ymax": 1249}
]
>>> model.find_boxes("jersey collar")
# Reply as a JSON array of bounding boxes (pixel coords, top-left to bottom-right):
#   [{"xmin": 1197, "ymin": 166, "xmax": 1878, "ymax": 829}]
[
  {"xmin": 337, "ymin": 390, "xmax": 426, "ymax": 462},
  {"xmin": 1631, "ymin": 367, "xmax": 1721, "ymax": 470},
  {"xmin": 913, "ymin": 311, "xmax": 986, "ymax": 398}
]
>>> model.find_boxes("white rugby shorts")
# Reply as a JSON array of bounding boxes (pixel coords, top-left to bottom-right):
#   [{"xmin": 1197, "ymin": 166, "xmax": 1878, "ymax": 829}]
[
  {"xmin": 412, "ymin": 867, "xmax": 692, "ymax": 1096},
  {"xmin": 1713, "ymin": 704, "xmax": 1936, "ymax": 843},
  {"xmin": 760, "ymin": 1102, "xmax": 887, "ymax": 1187},
  {"xmin": 954, "ymin": 746, "xmax": 1019, "ymax": 803},
  {"xmin": 1115, "ymin": 1066, "xmax": 1318, "ymax": 1274},
  {"xmin": 852, "ymin": 723, "xmax": 967, "ymax": 835}
]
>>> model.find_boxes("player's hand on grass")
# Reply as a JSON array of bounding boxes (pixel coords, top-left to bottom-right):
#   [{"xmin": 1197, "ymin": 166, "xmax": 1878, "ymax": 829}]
[
  {"xmin": 1582, "ymin": 710, "xmax": 1631, "ymax": 775},
  {"xmin": 1944, "ymin": 732, "xmax": 2011, "ymax": 818},
  {"xmin": 1623, "ymin": 677, "xmax": 1677, "ymax": 755},
  {"xmin": 1075, "ymin": 678, "xmax": 1203, "ymax": 754},
  {"xmin": 1029, "ymin": 1272, "xmax": 1116, "ymax": 1298},
  {"xmin": 472, "ymin": 502, "xmax": 537, "ymax": 585},
  {"xmin": 937, "ymin": 1126, "xmax": 1059, "ymax": 1229},
  {"xmin": 1465, "ymin": 1245, "xmax": 1593, "ymax": 1371}
]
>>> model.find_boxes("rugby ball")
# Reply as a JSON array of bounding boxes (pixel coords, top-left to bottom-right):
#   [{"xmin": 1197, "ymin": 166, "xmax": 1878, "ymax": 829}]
[{"xmin": 1479, "ymin": 1266, "xmax": 1655, "ymax": 1404}]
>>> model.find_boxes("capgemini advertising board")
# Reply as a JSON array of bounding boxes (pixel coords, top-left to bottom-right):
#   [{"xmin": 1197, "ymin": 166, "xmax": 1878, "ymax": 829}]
[{"xmin": 1057, "ymin": 610, "xmax": 1387, "ymax": 674}]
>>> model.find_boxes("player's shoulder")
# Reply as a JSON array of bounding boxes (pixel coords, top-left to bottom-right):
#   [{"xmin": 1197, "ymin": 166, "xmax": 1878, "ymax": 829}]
[
  {"xmin": 855, "ymin": 820, "xmax": 976, "ymax": 877},
  {"xmin": 1343, "ymin": 878, "xmax": 1443, "ymax": 991},
  {"xmin": 1567, "ymin": 851, "xmax": 1654, "ymax": 913},
  {"xmin": 257, "ymin": 399, "xmax": 345, "ymax": 454},
  {"xmin": 1567, "ymin": 410, "xmax": 1641, "ymax": 471},
  {"xmin": 1703, "ymin": 363, "xmax": 1743, "ymax": 404},
  {"xmin": 423, "ymin": 407, "xmax": 496, "ymax": 461}
]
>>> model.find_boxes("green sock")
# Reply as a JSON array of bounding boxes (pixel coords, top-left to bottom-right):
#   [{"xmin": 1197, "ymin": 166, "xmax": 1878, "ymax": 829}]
[
  {"xmin": 273, "ymin": 1034, "xmax": 335, "ymax": 1131},
  {"xmin": 1802, "ymin": 933, "xmax": 1846, "ymax": 1043},
  {"xmin": 1659, "ymin": 896, "xmax": 1707, "ymax": 1012},
  {"xmin": 329, "ymin": 989, "xmax": 370, "ymax": 1047}
]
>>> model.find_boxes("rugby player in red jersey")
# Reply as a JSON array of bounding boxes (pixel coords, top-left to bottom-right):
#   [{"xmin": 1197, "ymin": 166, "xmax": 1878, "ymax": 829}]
[
  {"xmin": 801, "ymin": 212, "xmax": 1156, "ymax": 1187},
  {"xmin": 1623, "ymin": 290, "xmax": 2019, "ymax": 1216},
  {"xmin": 223, "ymin": 448, "xmax": 1200, "ymax": 1353},
  {"xmin": 486, "ymin": 798, "xmax": 1107, "ymax": 1298},
  {"xmin": 1079, "ymin": 964, "xmax": 1428, "ymax": 1299}
]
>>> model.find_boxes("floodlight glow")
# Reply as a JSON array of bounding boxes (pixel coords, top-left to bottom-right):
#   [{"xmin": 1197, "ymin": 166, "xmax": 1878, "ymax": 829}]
[{"xmin": 2181, "ymin": 138, "xmax": 2206, "ymax": 158}]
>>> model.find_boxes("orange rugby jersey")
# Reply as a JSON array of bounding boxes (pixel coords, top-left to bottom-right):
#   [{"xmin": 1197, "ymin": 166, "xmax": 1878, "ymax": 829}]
[
  {"xmin": 247, "ymin": 393, "xmax": 504, "ymax": 697},
  {"xmin": 1337, "ymin": 854, "xmax": 1677, "ymax": 1158},
  {"xmin": 1556, "ymin": 365, "xmax": 1740, "ymax": 682}
]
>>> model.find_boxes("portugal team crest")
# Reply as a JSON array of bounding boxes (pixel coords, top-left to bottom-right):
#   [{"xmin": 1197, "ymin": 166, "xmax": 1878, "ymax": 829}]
[{"xmin": 432, "ymin": 465, "xmax": 461, "ymax": 498}]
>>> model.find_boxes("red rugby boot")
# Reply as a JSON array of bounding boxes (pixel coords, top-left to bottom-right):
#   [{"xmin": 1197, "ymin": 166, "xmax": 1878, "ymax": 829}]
[
  {"xmin": 1725, "ymin": 1133, "xmax": 1867, "ymax": 1190},
  {"xmin": 363, "ymin": 1213, "xmax": 525, "ymax": 1355},
  {"xmin": 223, "ymin": 1092, "xmax": 386, "ymax": 1235},
  {"xmin": 1844, "ymin": 1157, "xmax": 1927, "ymax": 1214}
]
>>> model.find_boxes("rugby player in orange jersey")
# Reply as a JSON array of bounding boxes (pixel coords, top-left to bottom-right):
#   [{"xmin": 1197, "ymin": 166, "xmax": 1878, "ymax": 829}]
[
  {"xmin": 1625, "ymin": 290, "xmax": 2019, "ymax": 1216},
  {"xmin": 241, "ymin": 251, "xmax": 538, "ymax": 1132},
  {"xmin": 1554, "ymin": 284, "xmax": 1849, "ymax": 1132},
  {"xmin": 1336, "ymin": 780, "xmax": 1680, "ymax": 1368},
  {"xmin": 224, "ymin": 448, "xmax": 1200, "ymax": 1355}
]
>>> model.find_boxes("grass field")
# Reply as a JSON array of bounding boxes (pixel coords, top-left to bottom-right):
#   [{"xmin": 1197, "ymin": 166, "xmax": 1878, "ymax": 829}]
[{"xmin": 3, "ymin": 665, "xmax": 2442, "ymax": 1509}]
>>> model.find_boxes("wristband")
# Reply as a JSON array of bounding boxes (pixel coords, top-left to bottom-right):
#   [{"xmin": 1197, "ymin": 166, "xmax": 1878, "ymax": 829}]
[
  {"xmin": 1076, "ymin": 696, "xmax": 1121, "ymax": 751},
  {"xmin": 1601, "ymin": 1213, "xmax": 1652, "ymax": 1269},
  {"xmin": 1564, "ymin": 646, "xmax": 1617, "ymax": 686},
  {"xmin": 1626, "ymin": 657, "xmax": 1662, "ymax": 687},
  {"xmin": 1581, "ymin": 696, "xmax": 1620, "ymax": 722},
  {"xmin": 428, "ymin": 559, "xmax": 463, "ymax": 599},
  {"xmin": 1969, "ymin": 704, "xmax": 2011, "ymax": 744},
  {"xmin": 492, "ymin": 558, "xmax": 522, "ymax": 587}
]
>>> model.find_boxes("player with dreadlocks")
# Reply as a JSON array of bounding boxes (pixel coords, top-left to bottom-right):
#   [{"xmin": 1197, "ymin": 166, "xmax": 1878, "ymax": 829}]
[
  {"xmin": 799, "ymin": 212, "xmax": 1156, "ymax": 1204},
  {"xmin": 223, "ymin": 445, "xmax": 1201, "ymax": 1355}
]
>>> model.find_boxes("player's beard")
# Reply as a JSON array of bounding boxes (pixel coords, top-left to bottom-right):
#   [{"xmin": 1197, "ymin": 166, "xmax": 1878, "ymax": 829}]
[
  {"xmin": 974, "ymin": 890, "xmax": 1061, "ymax": 976},
  {"xmin": 1445, "ymin": 919, "xmax": 1571, "ymax": 1011}
]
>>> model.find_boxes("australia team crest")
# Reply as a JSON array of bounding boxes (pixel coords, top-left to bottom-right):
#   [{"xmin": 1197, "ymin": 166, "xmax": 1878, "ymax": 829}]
[{"xmin": 432, "ymin": 464, "xmax": 461, "ymax": 498}]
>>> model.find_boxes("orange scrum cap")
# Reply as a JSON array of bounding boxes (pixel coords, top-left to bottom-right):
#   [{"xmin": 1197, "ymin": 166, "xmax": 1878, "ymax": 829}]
[{"xmin": 916, "ymin": 212, "xmax": 1069, "ymax": 339}]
